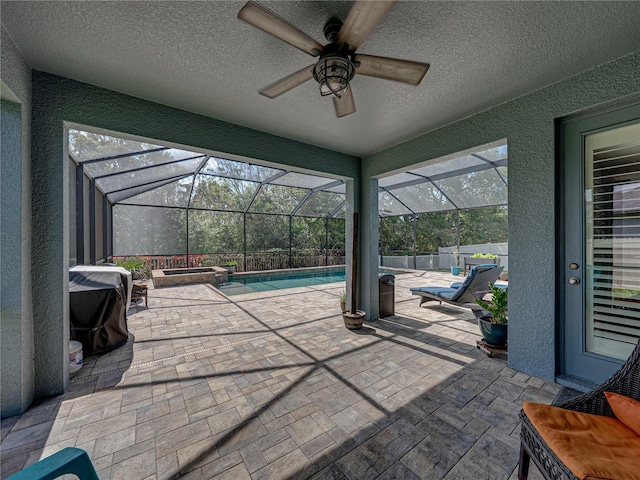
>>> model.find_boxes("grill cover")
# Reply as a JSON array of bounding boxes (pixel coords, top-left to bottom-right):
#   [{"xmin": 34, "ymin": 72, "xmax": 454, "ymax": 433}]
[{"xmin": 69, "ymin": 270, "xmax": 128, "ymax": 355}]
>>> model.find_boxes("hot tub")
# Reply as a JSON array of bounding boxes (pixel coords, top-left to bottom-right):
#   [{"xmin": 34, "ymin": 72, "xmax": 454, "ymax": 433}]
[{"xmin": 152, "ymin": 266, "xmax": 229, "ymax": 287}]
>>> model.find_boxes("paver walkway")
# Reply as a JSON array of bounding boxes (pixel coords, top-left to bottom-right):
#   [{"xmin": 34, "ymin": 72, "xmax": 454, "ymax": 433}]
[{"xmin": 1, "ymin": 271, "xmax": 554, "ymax": 479}]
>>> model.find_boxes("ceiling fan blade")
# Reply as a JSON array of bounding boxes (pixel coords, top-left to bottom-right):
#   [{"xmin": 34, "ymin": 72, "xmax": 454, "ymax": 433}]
[
  {"xmin": 336, "ymin": 1, "xmax": 397, "ymax": 52},
  {"xmin": 354, "ymin": 54, "xmax": 430, "ymax": 85},
  {"xmin": 238, "ymin": 1, "xmax": 324, "ymax": 57},
  {"xmin": 258, "ymin": 64, "xmax": 315, "ymax": 98},
  {"xmin": 333, "ymin": 87, "xmax": 356, "ymax": 118}
]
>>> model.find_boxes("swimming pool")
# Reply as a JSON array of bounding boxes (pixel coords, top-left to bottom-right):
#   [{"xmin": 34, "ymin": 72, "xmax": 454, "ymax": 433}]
[{"xmin": 217, "ymin": 267, "xmax": 404, "ymax": 295}]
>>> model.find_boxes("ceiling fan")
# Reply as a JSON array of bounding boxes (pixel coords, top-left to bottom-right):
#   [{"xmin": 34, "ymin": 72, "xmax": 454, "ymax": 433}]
[{"xmin": 238, "ymin": 1, "xmax": 430, "ymax": 118}]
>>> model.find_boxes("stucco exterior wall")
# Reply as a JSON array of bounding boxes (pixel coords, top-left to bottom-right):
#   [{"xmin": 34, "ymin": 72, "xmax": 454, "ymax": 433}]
[
  {"xmin": 30, "ymin": 71, "xmax": 360, "ymax": 398},
  {"xmin": 1, "ymin": 25, "xmax": 34, "ymax": 417},
  {"xmin": 361, "ymin": 51, "xmax": 640, "ymax": 380}
]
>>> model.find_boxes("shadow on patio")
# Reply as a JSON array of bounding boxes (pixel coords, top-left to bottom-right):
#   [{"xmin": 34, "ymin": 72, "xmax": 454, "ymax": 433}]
[{"xmin": 1, "ymin": 272, "xmax": 558, "ymax": 479}]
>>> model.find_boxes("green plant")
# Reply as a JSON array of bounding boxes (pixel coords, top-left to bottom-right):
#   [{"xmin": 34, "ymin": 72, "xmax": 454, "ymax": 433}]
[
  {"xmin": 471, "ymin": 253, "xmax": 498, "ymax": 259},
  {"xmin": 223, "ymin": 260, "xmax": 238, "ymax": 267},
  {"xmin": 115, "ymin": 257, "xmax": 151, "ymax": 280},
  {"xmin": 475, "ymin": 283, "xmax": 508, "ymax": 324},
  {"xmin": 340, "ymin": 289, "xmax": 347, "ymax": 303}
]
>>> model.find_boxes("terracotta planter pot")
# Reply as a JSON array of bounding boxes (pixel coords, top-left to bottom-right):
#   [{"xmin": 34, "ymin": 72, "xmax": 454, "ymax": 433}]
[{"xmin": 343, "ymin": 311, "xmax": 365, "ymax": 330}]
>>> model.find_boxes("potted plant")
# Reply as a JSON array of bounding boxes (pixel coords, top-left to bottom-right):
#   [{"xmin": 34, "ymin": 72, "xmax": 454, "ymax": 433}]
[
  {"xmin": 450, "ymin": 249, "xmax": 461, "ymax": 276},
  {"xmin": 339, "ymin": 289, "xmax": 347, "ymax": 312},
  {"xmin": 474, "ymin": 283, "xmax": 508, "ymax": 347},
  {"xmin": 222, "ymin": 261, "xmax": 238, "ymax": 273}
]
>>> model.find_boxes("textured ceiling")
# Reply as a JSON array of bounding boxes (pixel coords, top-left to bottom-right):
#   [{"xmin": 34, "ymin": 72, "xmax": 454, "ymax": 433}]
[{"xmin": 2, "ymin": 1, "xmax": 640, "ymax": 157}]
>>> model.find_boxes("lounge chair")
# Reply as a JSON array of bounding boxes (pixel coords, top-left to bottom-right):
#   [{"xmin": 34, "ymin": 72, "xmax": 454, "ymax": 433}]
[{"xmin": 410, "ymin": 264, "xmax": 503, "ymax": 313}]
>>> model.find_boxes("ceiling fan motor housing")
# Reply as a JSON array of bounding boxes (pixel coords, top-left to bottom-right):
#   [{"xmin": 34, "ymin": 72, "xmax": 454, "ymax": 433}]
[{"xmin": 323, "ymin": 16, "xmax": 343, "ymax": 43}]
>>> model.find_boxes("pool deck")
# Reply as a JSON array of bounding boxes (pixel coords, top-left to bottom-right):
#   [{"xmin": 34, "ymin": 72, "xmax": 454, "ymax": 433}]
[{"xmin": 1, "ymin": 271, "xmax": 555, "ymax": 479}]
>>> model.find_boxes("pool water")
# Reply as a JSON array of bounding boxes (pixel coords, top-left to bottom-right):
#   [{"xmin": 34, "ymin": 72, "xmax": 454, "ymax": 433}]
[{"xmin": 217, "ymin": 268, "xmax": 404, "ymax": 295}]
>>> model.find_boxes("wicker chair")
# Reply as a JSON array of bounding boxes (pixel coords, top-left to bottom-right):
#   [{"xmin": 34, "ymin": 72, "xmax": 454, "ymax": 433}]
[{"xmin": 518, "ymin": 339, "xmax": 640, "ymax": 479}]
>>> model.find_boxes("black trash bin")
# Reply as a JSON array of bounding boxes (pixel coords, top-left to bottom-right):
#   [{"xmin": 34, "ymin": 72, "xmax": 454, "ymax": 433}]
[{"xmin": 379, "ymin": 274, "xmax": 395, "ymax": 317}]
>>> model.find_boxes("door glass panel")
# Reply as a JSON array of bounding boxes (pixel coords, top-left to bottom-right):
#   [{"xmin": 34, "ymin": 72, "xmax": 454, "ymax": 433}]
[{"xmin": 585, "ymin": 123, "xmax": 640, "ymax": 360}]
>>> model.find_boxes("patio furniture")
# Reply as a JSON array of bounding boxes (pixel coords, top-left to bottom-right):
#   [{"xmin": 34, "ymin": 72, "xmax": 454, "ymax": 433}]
[
  {"xmin": 463, "ymin": 256, "xmax": 500, "ymax": 275},
  {"xmin": 410, "ymin": 264, "xmax": 503, "ymax": 314},
  {"xmin": 69, "ymin": 269, "xmax": 129, "ymax": 355},
  {"xmin": 131, "ymin": 282, "xmax": 148, "ymax": 306},
  {"xmin": 518, "ymin": 339, "xmax": 640, "ymax": 479},
  {"xmin": 7, "ymin": 447, "xmax": 99, "ymax": 480}
]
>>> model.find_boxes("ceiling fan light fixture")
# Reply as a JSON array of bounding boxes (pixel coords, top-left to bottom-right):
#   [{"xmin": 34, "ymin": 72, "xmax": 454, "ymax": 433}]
[{"xmin": 313, "ymin": 54, "xmax": 355, "ymax": 98}]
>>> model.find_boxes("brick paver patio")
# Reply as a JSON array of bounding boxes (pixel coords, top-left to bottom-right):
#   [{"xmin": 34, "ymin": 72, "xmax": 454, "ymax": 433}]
[{"xmin": 1, "ymin": 271, "xmax": 554, "ymax": 479}]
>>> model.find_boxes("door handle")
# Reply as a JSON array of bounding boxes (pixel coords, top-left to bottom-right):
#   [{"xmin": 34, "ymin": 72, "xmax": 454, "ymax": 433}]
[{"xmin": 569, "ymin": 277, "xmax": 580, "ymax": 285}]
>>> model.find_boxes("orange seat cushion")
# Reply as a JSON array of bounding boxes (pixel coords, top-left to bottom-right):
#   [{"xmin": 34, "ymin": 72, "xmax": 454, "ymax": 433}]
[
  {"xmin": 523, "ymin": 401, "xmax": 640, "ymax": 480},
  {"xmin": 604, "ymin": 392, "xmax": 640, "ymax": 436}
]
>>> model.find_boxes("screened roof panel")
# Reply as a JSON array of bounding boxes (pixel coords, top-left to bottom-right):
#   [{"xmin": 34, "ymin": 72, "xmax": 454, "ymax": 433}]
[
  {"xmin": 295, "ymin": 191, "xmax": 345, "ymax": 217},
  {"xmin": 434, "ymin": 169, "xmax": 508, "ymax": 209},
  {"xmin": 200, "ymin": 157, "xmax": 281, "ymax": 182},
  {"xmin": 386, "ymin": 182, "xmax": 455, "ymax": 213},
  {"xmin": 377, "ymin": 142, "xmax": 508, "ymax": 216},
  {"xmin": 190, "ymin": 175, "xmax": 259, "ymax": 211},
  {"xmin": 379, "ymin": 173, "xmax": 418, "ymax": 188},
  {"xmin": 324, "ymin": 183, "xmax": 346, "ymax": 194},
  {"xmin": 69, "ymin": 129, "xmax": 165, "ymax": 163},
  {"xmin": 474, "ymin": 145, "xmax": 508, "ymax": 162},
  {"xmin": 248, "ymin": 184, "xmax": 308, "ymax": 214},
  {"xmin": 409, "ymin": 155, "xmax": 486, "ymax": 178},
  {"xmin": 84, "ymin": 149, "xmax": 203, "ymax": 179},
  {"xmin": 379, "ymin": 191, "xmax": 413, "ymax": 217},
  {"xmin": 95, "ymin": 157, "xmax": 204, "ymax": 193},
  {"xmin": 107, "ymin": 176, "xmax": 191, "ymax": 203},
  {"xmin": 72, "ymin": 127, "xmax": 508, "ymax": 220},
  {"xmin": 271, "ymin": 172, "xmax": 336, "ymax": 190},
  {"xmin": 119, "ymin": 177, "xmax": 193, "ymax": 208}
]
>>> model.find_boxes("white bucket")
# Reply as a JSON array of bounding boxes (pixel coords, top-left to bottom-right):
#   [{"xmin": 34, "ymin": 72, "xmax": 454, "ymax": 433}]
[{"xmin": 69, "ymin": 340, "xmax": 83, "ymax": 374}]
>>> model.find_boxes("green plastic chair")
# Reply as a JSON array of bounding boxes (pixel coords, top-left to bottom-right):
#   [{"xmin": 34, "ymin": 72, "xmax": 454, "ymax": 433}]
[{"xmin": 7, "ymin": 447, "xmax": 99, "ymax": 480}]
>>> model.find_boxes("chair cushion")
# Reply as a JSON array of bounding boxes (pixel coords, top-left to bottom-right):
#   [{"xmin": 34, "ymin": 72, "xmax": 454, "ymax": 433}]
[
  {"xmin": 410, "ymin": 286, "xmax": 458, "ymax": 299},
  {"xmin": 449, "ymin": 264, "xmax": 498, "ymax": 301},
  {"xmin": 605, "ymin": 392, "xmax": 640, "ymax": 436},
  {"xmin": 523, "ymin": 401, "xmax": 640, "ymax": 480}
]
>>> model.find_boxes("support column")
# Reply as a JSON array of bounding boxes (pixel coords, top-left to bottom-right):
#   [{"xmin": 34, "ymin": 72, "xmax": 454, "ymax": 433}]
[
  {"xmin": 456, "ymin": 210, "xmax": 461, "ymax": 250},
  {"xmin": 243, "ymin": 213, "xmax": 247, "ymax": 272},
  {"xmin": 1, "ymin": 99, "xmax": 34, "ymax": 417},
  {"xmin": 413, "ymin": 214, "xmax": 417, "ymax": 270},
  {"xmin": 289, "ymin": 216, "xmax": 293, "ymax": 268},
  {"xmin": 359, "ymin": 177, "xmax": 379, "ymax": 321},
  {"xmin": 325, "ymin": 217, "xmax": 329, "ymax": 266},
  {"xmin": 379, "ymin": 217, "xmax": 384, "ymax": 267},
  {"xmin": 31, "ymin": 83, "xmax": 69, "ymax": 399}
]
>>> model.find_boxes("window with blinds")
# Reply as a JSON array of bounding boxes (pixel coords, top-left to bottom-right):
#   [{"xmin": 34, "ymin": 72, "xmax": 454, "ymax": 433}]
[{"xmin": 585, "ymin": 122, "xmax": 640, "ymax": 360}]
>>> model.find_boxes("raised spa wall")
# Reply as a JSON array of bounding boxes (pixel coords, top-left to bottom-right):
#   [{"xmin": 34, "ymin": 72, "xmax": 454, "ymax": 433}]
[{"xmin": 152, "ymin": 266, "xmax": 229, "ymax": 288}]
